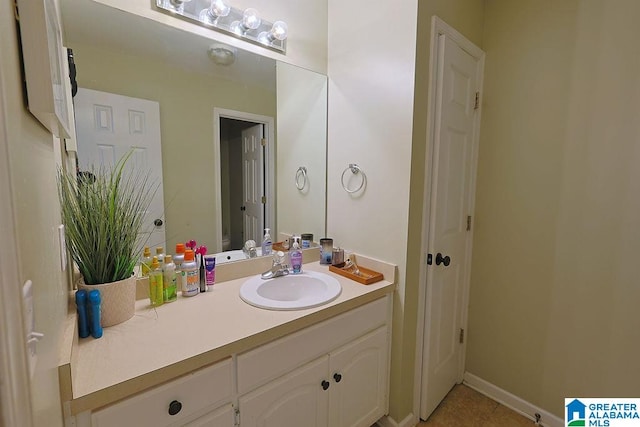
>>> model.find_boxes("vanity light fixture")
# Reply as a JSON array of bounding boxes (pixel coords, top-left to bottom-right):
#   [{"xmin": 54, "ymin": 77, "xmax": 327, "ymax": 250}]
[{"xmin": 156, "ymin": 0, "xmax": 288, "ymax": 53}]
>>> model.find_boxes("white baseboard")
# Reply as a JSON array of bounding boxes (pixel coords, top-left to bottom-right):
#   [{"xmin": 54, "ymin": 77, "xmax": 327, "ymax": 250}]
[
  {"xmin": 376, "ymin": 413, "xmax": 417, "ymax": 427},
  {"xmin": 463, "ymin": 372, "xmax": 563, "ymax": 427}
]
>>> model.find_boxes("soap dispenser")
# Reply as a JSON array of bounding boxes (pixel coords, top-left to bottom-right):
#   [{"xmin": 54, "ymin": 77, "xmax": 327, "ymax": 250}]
[
  {"xmin": 262, "ymin": 228, "xmax": 273, "ymax": 256},
  {"xmin": 290, "ymin": 236, "xmax": 303, "ymax": 274}
]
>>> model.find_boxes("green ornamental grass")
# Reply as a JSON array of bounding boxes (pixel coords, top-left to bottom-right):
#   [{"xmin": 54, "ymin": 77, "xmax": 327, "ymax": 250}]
[{"xmin": 58, "ymin": 151, "xmax": 157, "ymax": 285}]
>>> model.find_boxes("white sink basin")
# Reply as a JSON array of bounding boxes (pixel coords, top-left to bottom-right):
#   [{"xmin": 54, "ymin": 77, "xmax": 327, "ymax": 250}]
[{"xmin": 239, "ymin": 271, "xmax": 342, "ymax": 310}]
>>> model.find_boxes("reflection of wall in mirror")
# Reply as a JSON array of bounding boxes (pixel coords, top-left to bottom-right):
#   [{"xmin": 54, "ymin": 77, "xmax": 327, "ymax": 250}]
[
  {"xmin": 276, "ymin": 62, "xmax": 328, "ymax": 242},
  {"xmin": 70, "ymin": 42, "xmax": 275, "ymax": 252}
]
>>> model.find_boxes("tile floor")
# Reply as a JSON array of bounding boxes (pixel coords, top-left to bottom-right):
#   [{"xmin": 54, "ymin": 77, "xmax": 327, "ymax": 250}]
[{"xmin": 418, "ymin": 384, "xmax": 534, "ymax": 426}]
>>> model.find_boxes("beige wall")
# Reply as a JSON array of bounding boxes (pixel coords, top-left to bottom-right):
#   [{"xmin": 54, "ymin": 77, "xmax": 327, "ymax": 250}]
[
  {"xmin": 276, "ymin": 62, "xmax": 327, "ymax": 241},
  {"xmin": 0, "ymin": 0, "xmax": 70, "ymax": 425},
  {"xmin": 467, "ymin": 0, "xmax": 640, "ymax": 418},
  {"xmin": 70, "ymin": 42, "xmax": 276, "ymax": 253},
  {"xmin": 327, "ymin": 0, "xmax": 421, "ymax": 421}
]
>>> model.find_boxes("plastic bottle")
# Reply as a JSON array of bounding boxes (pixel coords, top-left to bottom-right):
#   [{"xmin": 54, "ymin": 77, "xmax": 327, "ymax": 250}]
[
  {"xmin": 182, "ymin": 249, "xmax": 199, "ymax": 297},
  {"xmin": 141, "ymin": 246, "xmax": 152, "ymax": 277},
  {"xmin": 163, "ymin": 255, "xmax": 177, "ymax": 303},
  {"xmin": 261, "ymin": 228, "xmax": 273, "ymax": 256},
  {"xmin": 204, "ymin": 254, "xmax": 216, "ymax": 287},
  {"xmin": 155, "ymin": 247, "xmax": 165, "ymax": 266},
  {"xmin": 87, "ymin": 290, "xmax": 103, "ymax": 339},
  {"xmin": 290, "ymin": 237, "xmax": 303, "ymax": 274},
  {"xmin": 148, "ymin": 256, "xmax": 164, "ymax": 307},
  {"xmin": 173, "ymin": 243, "xmax": 186, "ymax": 292},
  {"xmin": 75, "ymin": 290, "xmax": 90, "ymax": 338}
]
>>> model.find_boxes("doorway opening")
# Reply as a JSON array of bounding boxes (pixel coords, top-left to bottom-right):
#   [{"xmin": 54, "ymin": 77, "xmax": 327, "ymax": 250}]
[{"xmin": 213, "ymin": 109, "xmax": 275, "ymax": 253}]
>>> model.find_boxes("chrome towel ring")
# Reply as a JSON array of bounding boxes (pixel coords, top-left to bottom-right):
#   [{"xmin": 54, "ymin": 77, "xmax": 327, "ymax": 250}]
[
  {"xmin": 341, "ymin": 163, "xmax": 366, "ymax": 193},
  {"xmin": 295, "ymin": 166, "xmax": 307, "ymax": 190}
]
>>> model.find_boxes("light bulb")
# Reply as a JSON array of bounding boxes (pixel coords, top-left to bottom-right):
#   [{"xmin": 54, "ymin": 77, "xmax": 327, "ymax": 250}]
[
  {"xmin": 270, "ymin": 21, "xmax": 288, "ymax": 41},
  {"xmin": 242, "ymin": 8, "xmax": 261, "ymax": 30},
  {"xmin": 230, "ymin": 21, "xmax": 244, "ymax": 35},
  {"xmin": 210, "ymin": 0, "xmax": 230, "ymax": 17}
]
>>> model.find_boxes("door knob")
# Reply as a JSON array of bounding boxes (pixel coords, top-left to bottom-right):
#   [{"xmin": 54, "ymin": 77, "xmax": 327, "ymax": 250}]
[
  {"xmin": 153, "ymin": 218, "xmax": 163, "ymax": 227},
  {"xmin": 435, "ymin": 253, "xmax": 451, "ymax": 266},
  {"xmin": 240, "ymin": 206, "xmax": 246, "ymax": 211}
]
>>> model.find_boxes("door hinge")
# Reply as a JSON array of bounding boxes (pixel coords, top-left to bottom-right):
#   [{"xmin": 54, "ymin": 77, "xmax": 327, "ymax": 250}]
[
  {"xmin": 234, "ymin": 408, "xmax": 240, "ymax": 426},
  {"xmin": 466, "ymin": 215, "xmax": 472, "ymax": 231},
  {"xmin": 261, "ymin": 196, "xmax": 266, "ymax": 204},
  {"xmin": 474, "ymin": 92, "xmax": 480, "ymax": 110},
  {"xmin": 261, "ymin": 138, "xmax": 267, "ymax": 147},
  {"xmin": 459, "ymin": 328, "xmax": 465, "ymax": 344}
]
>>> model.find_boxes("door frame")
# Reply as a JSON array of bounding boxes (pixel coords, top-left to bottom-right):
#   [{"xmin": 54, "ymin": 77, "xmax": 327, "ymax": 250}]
[
  {"xmin": 413, "ymin": 16, "xmax": 485, "ymax": 420},
  {"xmin": 213, "ymin": 108, "xmax": 275, "ymax": 253}
]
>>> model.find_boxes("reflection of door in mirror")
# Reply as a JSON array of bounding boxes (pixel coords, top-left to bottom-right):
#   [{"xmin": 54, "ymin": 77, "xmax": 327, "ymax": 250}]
[
  {"xmin": 219, "ymin": 118, "xmax": 268, "ymax": 250},
  {"xmin": 73, "ymin": 88, "xmax": 167, "ymax": 249}
]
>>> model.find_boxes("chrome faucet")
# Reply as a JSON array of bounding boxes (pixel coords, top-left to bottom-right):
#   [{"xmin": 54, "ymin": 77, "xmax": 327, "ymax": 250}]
[
  {"xmin": 243, "ymin": 240, "xmax": 258, "ymax": 259},
  {"xmin": 261, "ymin": 251, "xmax": 290, "ymax": 279}
]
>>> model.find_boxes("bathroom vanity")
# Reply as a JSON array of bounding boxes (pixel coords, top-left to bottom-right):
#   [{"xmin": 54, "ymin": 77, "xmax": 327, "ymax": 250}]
[{"xmin": 59, "ymin": 258, "xmax": 395, "ymax": 427}]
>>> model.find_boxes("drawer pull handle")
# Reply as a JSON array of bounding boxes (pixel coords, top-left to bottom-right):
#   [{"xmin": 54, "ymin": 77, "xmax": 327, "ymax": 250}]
[
  {"xmin": 333, "ymin": 373, "xmax": 342, "ymax": 383},
  {"xmin": 321, "ymin": 380, "xmax": 330, "ymax": 391},
  {"xmin": 168, "ymin": 400, "xmax": 182, "ymax": 416}
]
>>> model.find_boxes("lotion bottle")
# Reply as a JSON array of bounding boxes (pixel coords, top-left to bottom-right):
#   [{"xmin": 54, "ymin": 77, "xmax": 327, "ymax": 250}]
[
  {"xmin": 149, "ymin": 256, "xmax": 164, "ymax": 307},
  {"xmin": 290, "ymin": 237, "xmax": 303, "ymax": 274},
  {"xmin": 261, "ymin": 228, "xmax": 273, "ymax": 256},
  {"xmin": 140, "ymin": 246, "xmax": 152, "ymax": 277},
  {"xmin": 163, "ymin": 255, "xmax": 177, "ymax": 303}
]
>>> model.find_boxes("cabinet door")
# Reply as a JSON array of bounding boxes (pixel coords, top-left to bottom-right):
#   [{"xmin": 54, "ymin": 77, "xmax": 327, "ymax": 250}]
[
  {"xmin": 183, "ymin": 403, "xmax": 234, "ymax": 427},
  {"xmin": 328, "ymin": 326, "xmax": 389, "ymax": 427},
  {"xmin": 239, "ymin": 356, "xmax": 329, "ymax": 427}
]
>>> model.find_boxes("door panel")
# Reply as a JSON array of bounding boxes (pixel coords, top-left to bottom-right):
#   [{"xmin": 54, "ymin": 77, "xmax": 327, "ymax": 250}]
[
  {"xmin": 74, "ymin": 88, "xmax": 166, "ymax": 249},
  {"xmin": 421, "ymin": 32, "xmax": 481, "ymax": 419},
  {"xmin": 241, "ymin": 124, "xmax": 264, "ymax": 243}
]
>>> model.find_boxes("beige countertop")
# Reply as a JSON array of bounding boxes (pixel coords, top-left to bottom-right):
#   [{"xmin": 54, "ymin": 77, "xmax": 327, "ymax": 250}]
[{"xmin": 60, "ymin": 257, "xmax": 396, "ymax": 415}]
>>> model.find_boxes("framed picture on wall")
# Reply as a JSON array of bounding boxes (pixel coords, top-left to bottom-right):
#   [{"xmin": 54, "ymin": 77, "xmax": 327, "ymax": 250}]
[{"xmin": 17, "ymin": 0, "xmax": 71, "ymax": 138}]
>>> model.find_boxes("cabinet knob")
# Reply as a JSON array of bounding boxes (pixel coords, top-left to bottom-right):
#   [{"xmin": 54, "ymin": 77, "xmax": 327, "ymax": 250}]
[
  {"xmin": 321, "ymin": 380, "xmax": 330, "ymax": 391},
  {"xmin": 333, "ymin": 373, "xmax": 342, "ymax": 383},
  {"xmin": 168, "ymin": 400, "xmax": 182, "ymax": 416}
]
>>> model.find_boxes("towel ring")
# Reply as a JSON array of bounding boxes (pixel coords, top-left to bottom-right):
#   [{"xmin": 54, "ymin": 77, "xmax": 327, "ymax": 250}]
[
  {"xmin": 295, "ymin": 166, "xmax": 307, "ymax": 190},
  {"xmin": 341, "ymin": 163, "xmax": 366, "ymax": 193}
]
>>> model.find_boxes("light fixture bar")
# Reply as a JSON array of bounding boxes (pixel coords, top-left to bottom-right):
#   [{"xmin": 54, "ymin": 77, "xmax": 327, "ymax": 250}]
[{"xmin": 156, "ymin": 0, "xmax": 287, "ymax": 54}]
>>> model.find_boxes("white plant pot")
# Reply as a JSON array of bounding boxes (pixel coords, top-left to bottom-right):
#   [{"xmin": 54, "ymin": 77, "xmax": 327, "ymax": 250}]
[{"xmin": 77, "ymin": 275, "xmax": 136, "ymax": 327}]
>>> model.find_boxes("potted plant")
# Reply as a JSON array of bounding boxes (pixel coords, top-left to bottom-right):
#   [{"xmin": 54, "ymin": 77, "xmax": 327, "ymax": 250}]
[{"xmin": 58, "ymin": 151, "xmax": 156, "ymax": 327}]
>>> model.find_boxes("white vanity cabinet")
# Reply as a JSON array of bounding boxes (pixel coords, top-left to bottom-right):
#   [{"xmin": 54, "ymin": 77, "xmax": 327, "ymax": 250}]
[
  {"xmin": 72, "ymin": 295, "xmax": 392, "ymax": 427},
  {"xmin": 89, "ymin": 358, "xmax": 234, "ymax": 427},
  {"xmin": 239, "ymin": 326, "xmax": 388, "ymax": 427},
  {"xmin": 236, "ymin": 297, "xmax": 390, "ymax": 427}
]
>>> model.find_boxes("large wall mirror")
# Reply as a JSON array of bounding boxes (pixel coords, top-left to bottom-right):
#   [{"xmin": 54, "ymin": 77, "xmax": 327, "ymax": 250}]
[{"xmin": 60, "ymin": 0, "xmax": 327, "ymax": 262}]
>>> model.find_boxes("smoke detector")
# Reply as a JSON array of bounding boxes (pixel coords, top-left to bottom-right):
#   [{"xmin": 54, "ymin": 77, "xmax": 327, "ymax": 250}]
[{"xmin": 207, "ymin": 44, "xmax": 236, "ymax": 66}]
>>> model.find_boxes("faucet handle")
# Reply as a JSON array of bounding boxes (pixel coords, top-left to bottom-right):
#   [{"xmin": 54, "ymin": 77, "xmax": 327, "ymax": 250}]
[{"xmin": 273, "ymin": 250, "xmax": 285, "ymax": 264}]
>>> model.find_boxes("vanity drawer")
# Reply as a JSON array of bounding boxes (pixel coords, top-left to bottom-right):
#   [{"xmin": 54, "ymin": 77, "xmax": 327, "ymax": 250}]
[
  {"xmin": 237, "ymin": 296, "xmax": 389, "ymax": 393},
  {"xmin": 91, "ymin": 358, "xmax": 233, "ymax": 427}
]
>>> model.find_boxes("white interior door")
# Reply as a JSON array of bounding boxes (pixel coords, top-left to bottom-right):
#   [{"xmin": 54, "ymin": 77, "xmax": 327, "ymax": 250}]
[
  {"xmin": 74, "ymin": 88, "xmax": 166, "ymax": 249},
  {"xmin": 420, "ymin": 31, "xmax": 483, "ymax": 419},
  {"xmin": 241, "ymin": 124, "xmax": 264, "ymax": 243}
]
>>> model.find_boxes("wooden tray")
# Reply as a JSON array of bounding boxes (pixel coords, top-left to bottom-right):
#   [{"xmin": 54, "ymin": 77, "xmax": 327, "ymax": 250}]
[{"xmin": 329, "ymin": 264, "xmax": 384, "ymax": 285}]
